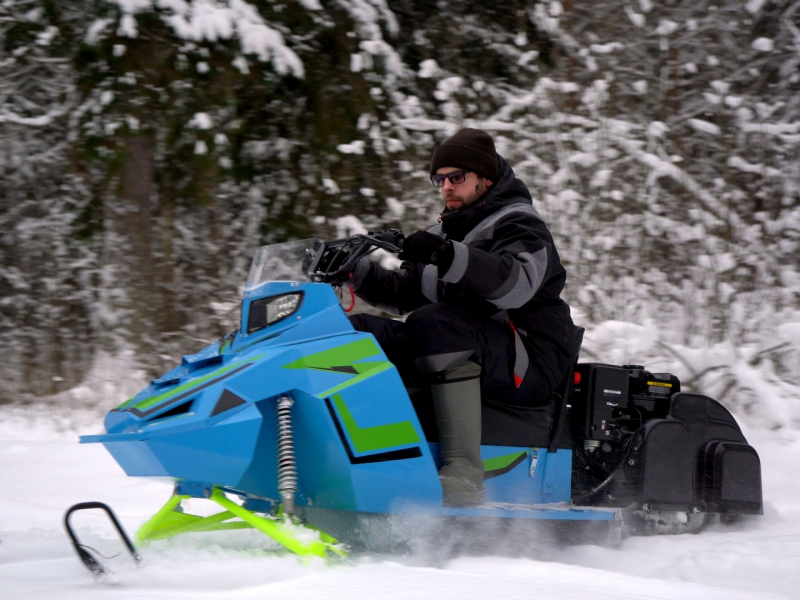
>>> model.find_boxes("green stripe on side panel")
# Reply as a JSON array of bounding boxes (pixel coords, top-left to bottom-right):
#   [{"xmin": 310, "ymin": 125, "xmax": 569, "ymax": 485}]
[
  {"xmin": 282, "ymin": 338, "xmax": 382, "ymax": 371},
  {"xmin": 483, "ymin": 451, "xmax": 528, "ymax": 474},
  {"xmin": 118, "ymin": 355, "xmax": 264, "ymax": 411},
  {"xmin": 332, "ymin": 394, "xmax": 420, "ymax": 454},
  {"xmin": 281, "ymin": 337, "xmax": 394, "ymax": 397},
  {"xmin": 320, "ymin": 361, "xmax": 392, "ymax": 396}
]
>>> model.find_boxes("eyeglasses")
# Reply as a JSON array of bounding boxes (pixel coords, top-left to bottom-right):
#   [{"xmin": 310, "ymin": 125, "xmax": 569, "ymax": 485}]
[{"xmin": 430, "ymin": 170, "xmax": 470, "ymax": 187}]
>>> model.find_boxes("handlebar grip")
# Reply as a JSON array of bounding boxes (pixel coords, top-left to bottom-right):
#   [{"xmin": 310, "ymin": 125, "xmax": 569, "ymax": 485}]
[{"xmin": 372, "ymin": 228, "xmax": 405, "ymax": 249}]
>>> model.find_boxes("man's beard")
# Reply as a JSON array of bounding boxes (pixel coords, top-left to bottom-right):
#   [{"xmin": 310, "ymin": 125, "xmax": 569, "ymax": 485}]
[{"xmin": 444, "ymin": 180, "xmax": 488, "ymax": 211}]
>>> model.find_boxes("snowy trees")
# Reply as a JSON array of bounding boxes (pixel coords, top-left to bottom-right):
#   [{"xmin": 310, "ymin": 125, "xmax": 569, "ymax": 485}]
[
  {"xmin": 478, "ymin": 1, "xmax": 800, "ymax": 417},
  {"xmin": 499, "ymin": 1, "xmax": 797, "ymax": 335},
  {"xmin": 0, "ymin": 2, "xmax": 96, "ymax": 399},
  {"xmin": 2, "ymin": 0, "xmax": 798, "ymax": 419}
]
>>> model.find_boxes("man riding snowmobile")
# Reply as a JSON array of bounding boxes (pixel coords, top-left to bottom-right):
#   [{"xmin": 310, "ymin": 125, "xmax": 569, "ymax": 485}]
[
  {"xmin": 75, "ymin": 133, "xmax": 763, "ymax": 560},
  {"xmin": 339, "ymin": 128, "xmax": 575, "ymax": 506}
]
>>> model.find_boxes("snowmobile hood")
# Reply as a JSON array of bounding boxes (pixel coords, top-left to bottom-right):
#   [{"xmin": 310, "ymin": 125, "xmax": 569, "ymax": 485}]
[{"xmin": 93, "ymin": 282, "xmax": 353, "ymax": 436}]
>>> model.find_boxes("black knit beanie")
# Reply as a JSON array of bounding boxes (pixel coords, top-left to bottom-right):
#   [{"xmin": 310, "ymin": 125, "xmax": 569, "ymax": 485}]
[{"xmin": 430, "ymin": 128, "xmax": 500, "ymax": 181}]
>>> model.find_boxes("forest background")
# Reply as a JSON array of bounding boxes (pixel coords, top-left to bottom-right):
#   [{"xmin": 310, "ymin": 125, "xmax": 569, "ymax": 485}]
[{"xmin": 2, "ymin": 0, "xmax": 798, "ymax": 429}]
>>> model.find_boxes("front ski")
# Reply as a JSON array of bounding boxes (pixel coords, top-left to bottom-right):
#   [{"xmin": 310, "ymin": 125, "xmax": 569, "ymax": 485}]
[
  {"xmin": 64, "ymin": 501, "xmax": 142, "ymax": 576},
  {"xmin": 136, "ymin": 487, "xmax": 346, "ymax": 559}
]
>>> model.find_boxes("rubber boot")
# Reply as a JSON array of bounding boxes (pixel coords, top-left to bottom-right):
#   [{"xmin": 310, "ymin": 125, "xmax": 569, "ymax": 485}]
[{"xmin": 431, "ymin": 361, "xmax": 485, "ymax": 507}]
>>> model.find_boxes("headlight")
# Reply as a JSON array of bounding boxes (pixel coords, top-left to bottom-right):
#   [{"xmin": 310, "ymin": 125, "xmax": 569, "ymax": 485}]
[{"xmin": 247, "ymin": 293, "xmax": 303, "ymax": 334}]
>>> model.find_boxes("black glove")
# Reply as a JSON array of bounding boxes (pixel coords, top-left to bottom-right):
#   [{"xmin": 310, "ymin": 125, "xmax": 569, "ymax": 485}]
[{"xmin": 398, "ymin": 231, "xmax": 454, "ymax": 271}]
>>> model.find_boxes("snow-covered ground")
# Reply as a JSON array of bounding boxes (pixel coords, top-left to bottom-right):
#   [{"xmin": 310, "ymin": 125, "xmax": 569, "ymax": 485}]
[{"xmin": 2, "ymin": 408, "xmax": 799, "ymax": 600}]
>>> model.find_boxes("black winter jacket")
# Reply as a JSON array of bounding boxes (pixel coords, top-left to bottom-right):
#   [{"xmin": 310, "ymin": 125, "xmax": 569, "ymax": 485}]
[{"xmin": 352, "ymin": 156, "xmax": 574, "ymax": 391}]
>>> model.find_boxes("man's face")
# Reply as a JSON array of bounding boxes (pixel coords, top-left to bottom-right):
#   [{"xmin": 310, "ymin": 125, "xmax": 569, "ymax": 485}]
[{"xmin": 436, "ymin": 167, "xmax": 492, "ymax": 211}]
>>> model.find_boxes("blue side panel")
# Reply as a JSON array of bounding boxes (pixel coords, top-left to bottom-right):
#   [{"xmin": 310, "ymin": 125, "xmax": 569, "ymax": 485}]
[
  {"xmin": 290, "ymin": 389, "xmax": 358, "ymax": 511},
  {"xmin": 289, "ymin": 352, "xmax": 442, "ymax": 513},
  {"xmin": 220, "ymin": 402, "xmax": 279, "ymax": 499},
  {"xmin": 427, "ymin": 444, "xmax": 573, "ymax": 506},
  {"xmin": 482, "ymin": 447, "xmax": 572, "ymax": 505},
  {"xmin": 99, "ymin": 405, "xmax": 264, "ymax": 485},
  {"xmin": 349, "ymin": 459, "xmax": 442, "ymax": 512},
  {"xmin": 102, "ymin": 437, "xmax": 169, "ymax": 477},
  {"xmin": 332, "ymin": 365, "xmax": 423, "ymax": 457},
  {"xmin": 536, "ymin": 449, "xmax": 572, "ymax": 501},
  {"xmin": 328, "ymin": 350, "xmax": 442, "ymax": 512}
]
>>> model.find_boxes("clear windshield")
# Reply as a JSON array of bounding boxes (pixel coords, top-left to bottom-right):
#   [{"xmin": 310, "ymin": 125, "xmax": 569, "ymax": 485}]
[{"xmin": 244, "ymin": 238, "xmax": 321, "ymax": 291}]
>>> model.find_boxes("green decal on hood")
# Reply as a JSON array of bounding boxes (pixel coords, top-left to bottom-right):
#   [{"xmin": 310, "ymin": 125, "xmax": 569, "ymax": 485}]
[
  {"xmin": 118, "ymin": 355, "xmax": 263, "ymax": 412},
  {"xmin": 282, "ymin": 338, "xmax": 382, "ymax": 371},
  {"xmin": 332, "ymin": 394, "xmax": 420, "ymax": 453},
  {"xmin": 282, "ymin": 338, "xmax": 393, "ymax": 396}
]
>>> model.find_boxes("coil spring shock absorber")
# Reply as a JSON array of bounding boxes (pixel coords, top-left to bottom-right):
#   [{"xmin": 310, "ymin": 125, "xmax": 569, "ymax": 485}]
[{"xmin": 275, "ymin": 395, "xmax": 298, "ymax": 516}]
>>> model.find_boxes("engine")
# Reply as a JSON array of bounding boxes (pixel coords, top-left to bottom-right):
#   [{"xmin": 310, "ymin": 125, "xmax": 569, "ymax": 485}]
[{"xmin": 568, "ymin": 363, "xmax": 762, "ymax": 516}]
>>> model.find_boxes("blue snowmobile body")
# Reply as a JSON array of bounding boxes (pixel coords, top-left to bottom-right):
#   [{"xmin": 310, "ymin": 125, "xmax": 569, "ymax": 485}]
[{"xmin": 81, "ymin": 236, "xmax": 762, "ymax": 555}]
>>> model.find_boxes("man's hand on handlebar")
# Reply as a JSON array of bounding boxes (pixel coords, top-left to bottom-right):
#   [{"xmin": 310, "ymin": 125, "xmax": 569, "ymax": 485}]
[
  {"xmin": 305, "ymin": 229, "xmax": 406, "ymax": 286},
  {"xmin": 368, "ymin": 228, "xmax": 405, "ymax": 251}
]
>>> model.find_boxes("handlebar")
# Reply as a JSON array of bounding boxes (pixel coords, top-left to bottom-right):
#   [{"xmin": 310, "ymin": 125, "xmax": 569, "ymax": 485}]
[
  {"xmin": 304, "ymin": 229, "xmax": 405, "ymax": 284},
  {"xmin": 368, "ymin": 228, "xmax": 405, "ymax": 252}
]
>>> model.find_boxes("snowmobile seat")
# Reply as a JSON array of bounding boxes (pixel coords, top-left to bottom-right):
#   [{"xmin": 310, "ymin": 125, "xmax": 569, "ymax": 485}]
[{"xmin": 407, "ymin": 326, "xmax": 584, "ymax": 449}]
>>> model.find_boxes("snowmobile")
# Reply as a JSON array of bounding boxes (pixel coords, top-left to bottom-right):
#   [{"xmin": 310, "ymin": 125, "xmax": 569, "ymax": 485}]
[{"xmin": 80, "ymin": 231, "xmax": 763, "ymax": 559}]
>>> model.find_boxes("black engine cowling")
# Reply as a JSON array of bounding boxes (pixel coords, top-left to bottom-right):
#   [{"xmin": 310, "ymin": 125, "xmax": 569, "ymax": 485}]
[{"xmin": 570, "ymin": 364, "xmax": 762, "ymax": 515}]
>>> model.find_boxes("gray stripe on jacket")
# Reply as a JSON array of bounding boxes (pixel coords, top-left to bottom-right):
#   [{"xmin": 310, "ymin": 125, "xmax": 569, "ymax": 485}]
[
  {"xmin": 421, "ymin": 264, "xmax": 439, "ymax": 303},
  {"xmin": 452, "ymin": 203, "xmax": 549, "ymax": 309},
  {"xmin": 490, "ymin": 247, "xmax": 548, "ymax": 309},
  {"xmin": 441, "ymin": 241, "xmax": 469, "ymax": 283},
  {"xmin": 462, "ymin": 203, "xmax": 544, "ymax": 245}
]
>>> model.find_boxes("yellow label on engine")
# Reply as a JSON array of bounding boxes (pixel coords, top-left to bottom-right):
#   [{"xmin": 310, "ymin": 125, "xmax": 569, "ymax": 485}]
[{"xmin": 647, "ymin": 381, "xmax": 672, "ymax": 387}]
